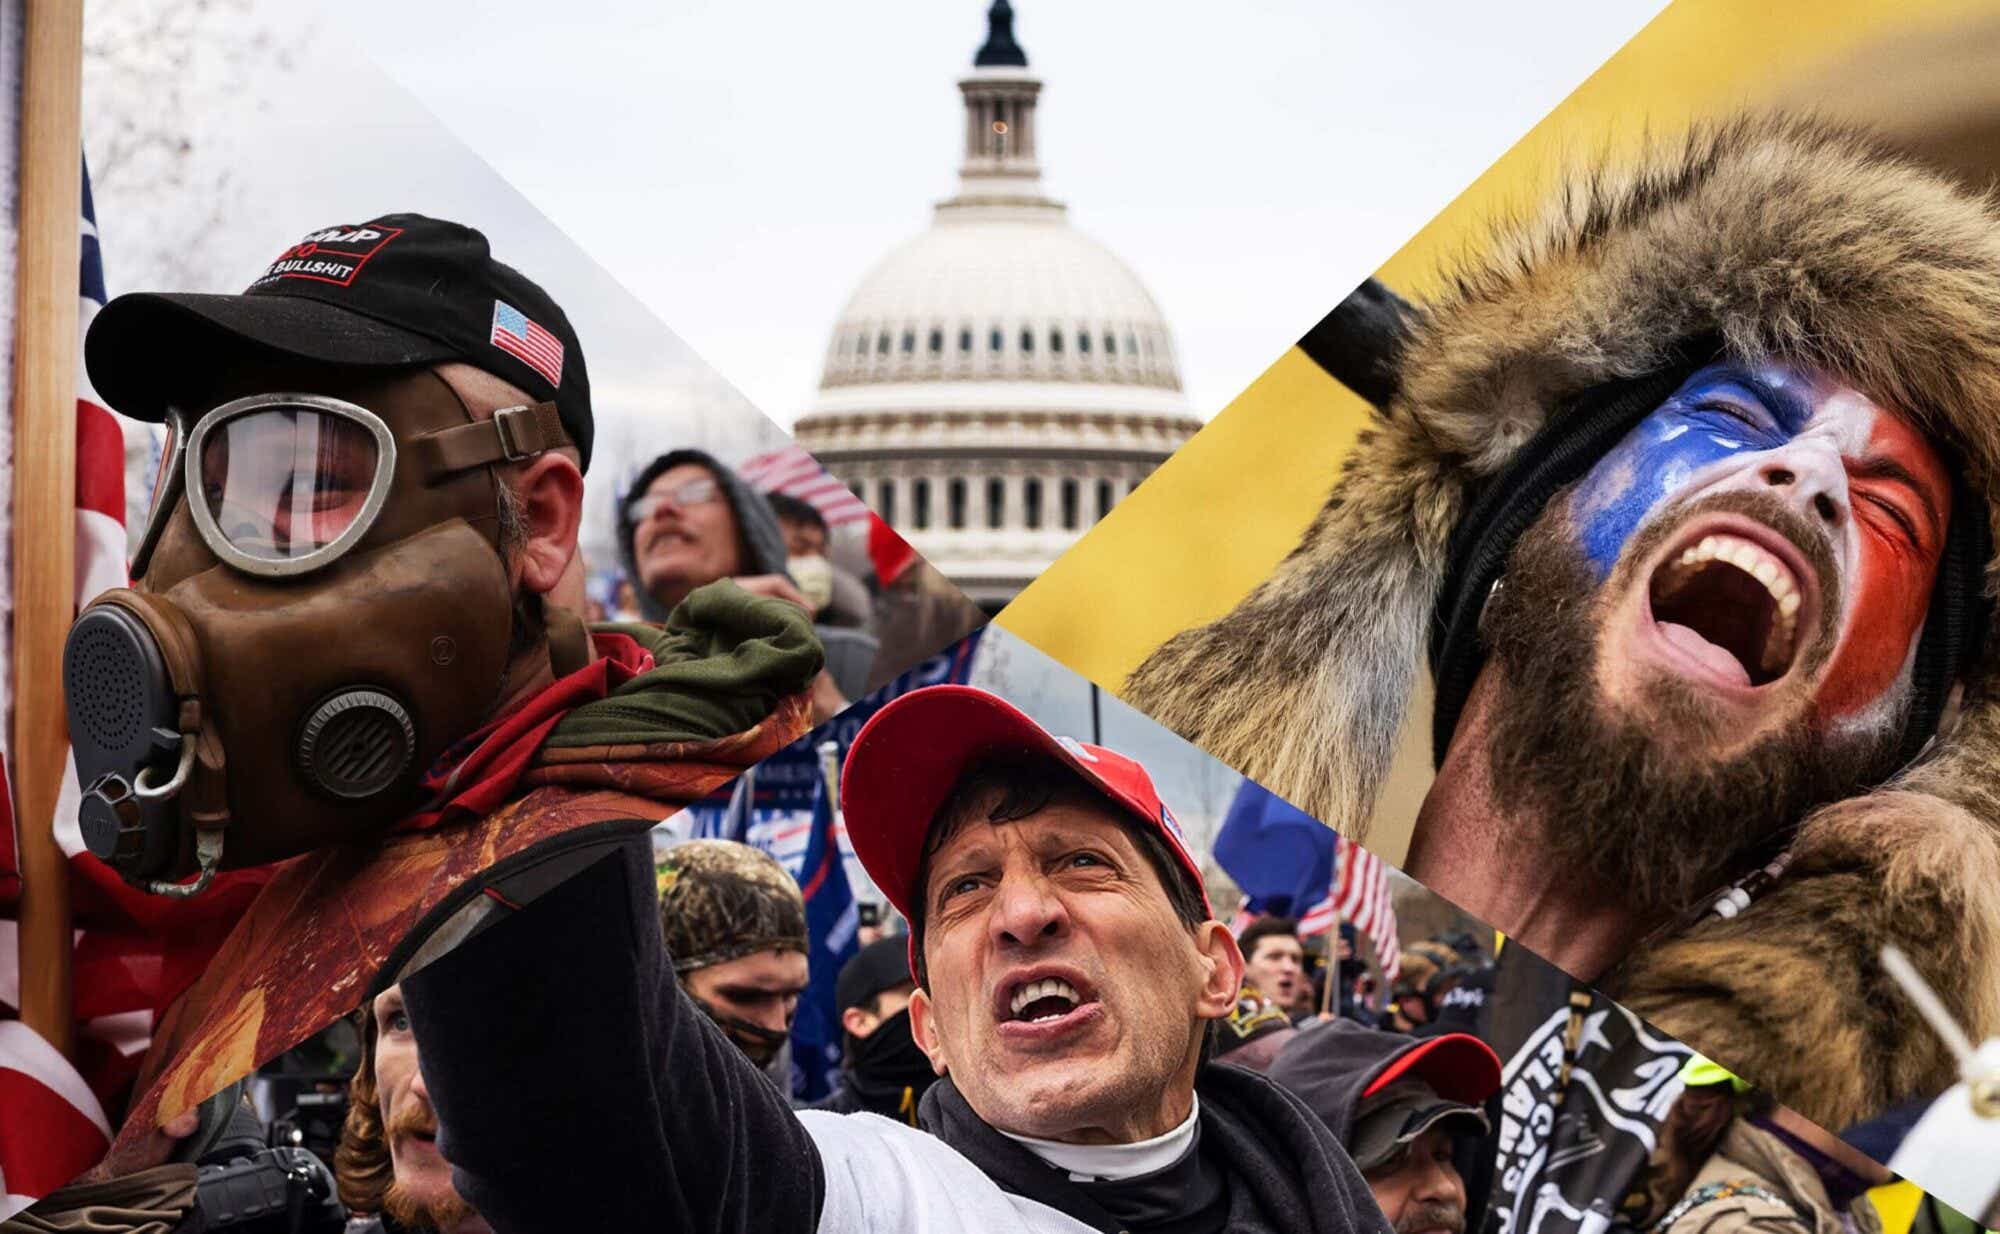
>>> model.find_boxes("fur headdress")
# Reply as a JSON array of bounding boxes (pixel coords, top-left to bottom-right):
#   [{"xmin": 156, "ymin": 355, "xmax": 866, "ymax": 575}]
[{"xmin": 1127, "ymin": 115, "xmax": 2000, "ymax": 1125}]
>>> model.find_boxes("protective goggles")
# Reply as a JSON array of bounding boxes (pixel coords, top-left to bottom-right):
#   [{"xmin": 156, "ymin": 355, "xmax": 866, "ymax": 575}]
[
  {"xmin": 132, "ymin": 393, "xmax": 398, "ymax": 579},
  {"xmin": 130, "ymin": 392, "xmax": 573, "ymax": 580}
]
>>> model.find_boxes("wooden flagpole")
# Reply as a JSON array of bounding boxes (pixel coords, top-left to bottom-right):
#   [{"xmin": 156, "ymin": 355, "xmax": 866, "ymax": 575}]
[
  {"xmin": 1319, "ymin": 837, "xmax": 1343, "ymax": 1019},
  {"xmin": 12, "ymin": 0, "xmax": 85, "ymax": 1057}
]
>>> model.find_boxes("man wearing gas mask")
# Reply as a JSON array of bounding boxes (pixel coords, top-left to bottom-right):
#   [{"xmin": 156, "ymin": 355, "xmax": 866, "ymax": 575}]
[{"xmin": 51, "ymin": 213, "xmax": 823, "ymax": 1187}]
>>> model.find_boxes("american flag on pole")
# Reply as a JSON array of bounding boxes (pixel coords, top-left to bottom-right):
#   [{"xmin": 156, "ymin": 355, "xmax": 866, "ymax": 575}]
[
  {"xmin": 0, "ymin": 162, "xmax": 269, "ymax": 1216},
  {"xmin": 489, "ymin": 299, "xmax": 564, "ymax": 386},
  {"xmin": 1298, "ymin": 835, "xmax": 1401, "ymax": 980},
  {"xmin": 737, "ymin": 444, "xmax": 871, "ymax": 527}
]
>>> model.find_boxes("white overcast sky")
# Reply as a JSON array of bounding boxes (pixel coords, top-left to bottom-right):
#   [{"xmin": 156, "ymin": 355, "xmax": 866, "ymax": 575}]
[
  {"xmin": 339, "ymin": 0, "xmax": 1666, "ymax": 426},
  {"xmin": 79, "ymin": 0, "xmax": 1670, "ymax": 849}
]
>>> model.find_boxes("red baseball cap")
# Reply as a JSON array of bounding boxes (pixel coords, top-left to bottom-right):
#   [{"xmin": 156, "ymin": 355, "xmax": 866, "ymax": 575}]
[
  {"xmin": 841, "ymin": 685, "xmax": 1213, "ymax": 963},
  {"xmin": 1362, "ymin": 1032, "xmax": 1503, "ymax": 1105}
]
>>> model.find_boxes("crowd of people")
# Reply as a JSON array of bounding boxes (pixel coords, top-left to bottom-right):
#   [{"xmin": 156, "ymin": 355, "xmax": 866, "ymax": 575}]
[
  {"xmin": 16, "ymin": 117, "xmax": 2000, "ymax": 1234},
  {"xmin": 279, "ymin": 691, "xmax": 1939, "ymax": 1234},
  {"xmin": 579, "ymin": 445, "xmax": 978, "ymax": 718}
]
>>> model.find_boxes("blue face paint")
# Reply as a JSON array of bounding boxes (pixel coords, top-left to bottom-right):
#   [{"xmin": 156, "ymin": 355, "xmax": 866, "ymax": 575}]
[{"xmin": 1570, "ymin": 361, "xmax": 1815, "ymax": 578}]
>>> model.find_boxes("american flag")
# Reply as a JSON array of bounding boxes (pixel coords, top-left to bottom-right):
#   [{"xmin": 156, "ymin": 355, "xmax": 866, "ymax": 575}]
[
  {"xmin": 737, "ymin": 444, "xmax": 871, "ymax": 526},
  {"xmin": 0, "ymin": 155, "xmax": 122, "ymax": 1218},
  {"xmin": 1297, "ymin": 835, "xmax": 1401, "ymax": 980},
  {"xmin": 489, "ymin": 299, "xmax": 564, "ymax": 386},
  {"xmin": 0, "ymin": 164, "xmax": 269, "ymax": 1216}
]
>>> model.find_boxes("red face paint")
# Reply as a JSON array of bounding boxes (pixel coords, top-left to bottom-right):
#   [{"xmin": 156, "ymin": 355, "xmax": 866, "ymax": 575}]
[{"xmin": 1814, "ymin": 408, "xmax": 1952, "ymax": 722}]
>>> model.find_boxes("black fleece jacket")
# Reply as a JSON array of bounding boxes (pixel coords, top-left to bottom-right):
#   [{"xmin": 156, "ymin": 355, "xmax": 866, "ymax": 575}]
[{"xmin": 402, "ymin": 835, "xmax": 1392, "ymax": 1234}]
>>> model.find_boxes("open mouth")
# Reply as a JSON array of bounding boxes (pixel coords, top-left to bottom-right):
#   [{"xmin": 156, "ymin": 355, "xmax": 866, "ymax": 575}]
[
  {"xmin": 993, "ymin": 967, "xmax": 1103, "ymax": 1044},
  {"xmin": 1646, "ymin": 528, "xmax": 1809, "ymax": 688},
  {"xmin": 1008, "ymin": 976, "xmax": 1084, "ymax": 1024}
]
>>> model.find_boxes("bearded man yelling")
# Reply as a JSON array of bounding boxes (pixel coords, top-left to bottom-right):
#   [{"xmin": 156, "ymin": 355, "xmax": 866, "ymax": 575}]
[{"xmin": 1127, "ymin": 117, "xmax": 2000, "ymax": 1130}]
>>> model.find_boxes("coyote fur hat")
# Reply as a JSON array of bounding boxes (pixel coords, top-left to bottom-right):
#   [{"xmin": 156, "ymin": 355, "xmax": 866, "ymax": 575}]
[{"xmin": 1127, "ymin": 116, "xmax": 2000, "ymax": 1126}]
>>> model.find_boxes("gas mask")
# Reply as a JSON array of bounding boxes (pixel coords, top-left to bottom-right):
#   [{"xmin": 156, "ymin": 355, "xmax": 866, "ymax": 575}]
[{"xmin": 63, "ymin": 365, "xmax": 575, "ymax": 895}]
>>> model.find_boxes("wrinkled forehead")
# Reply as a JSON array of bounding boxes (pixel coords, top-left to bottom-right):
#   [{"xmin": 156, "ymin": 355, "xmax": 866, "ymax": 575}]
[{"xmin": 923, "ymin": 797, "xmax": 1146, "ymax": 874}]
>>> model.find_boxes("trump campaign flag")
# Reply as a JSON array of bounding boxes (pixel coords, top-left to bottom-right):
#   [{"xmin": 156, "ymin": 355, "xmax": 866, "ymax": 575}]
[
  {"xmin": 1213, "ymin": 779, "xmax": 1335, "ymax": 920},
  {"xmin": 790, "ymin": 742, "xmax": 858, "ymax": 1102}
]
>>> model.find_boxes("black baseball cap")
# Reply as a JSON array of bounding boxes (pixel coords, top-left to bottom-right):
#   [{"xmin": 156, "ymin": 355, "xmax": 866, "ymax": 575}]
[
  {"xmin": 1267, "ymin": 1019, "xmax": 1501, "ymax": 1160},
  {"xmin": 85, "ymin": 212, "xmax": 594, "ymax": 471},
  {"xmin": 1348, "ymin": 1078, "xmax": 1489, "ymax": 1172},
  {"xmin": 836, "ymin": 933, "xmax": 917, "ymax": 1013}
]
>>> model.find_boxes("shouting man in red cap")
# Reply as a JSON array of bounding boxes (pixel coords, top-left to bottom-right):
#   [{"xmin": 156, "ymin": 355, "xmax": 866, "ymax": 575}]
[{"xmin": 392, "ymin": 684, "xmax": 1394, "ymax": 1234}]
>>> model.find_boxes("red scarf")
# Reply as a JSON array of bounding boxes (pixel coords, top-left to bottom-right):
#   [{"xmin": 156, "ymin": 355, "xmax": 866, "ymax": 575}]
[{"xmin": 399, "ymin": 631, "xmax": 655, "ymax": 833}]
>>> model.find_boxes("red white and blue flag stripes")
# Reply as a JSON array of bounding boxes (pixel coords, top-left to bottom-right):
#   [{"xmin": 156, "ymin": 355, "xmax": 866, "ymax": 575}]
[
  {"xmin": 1299, "ymin": 836, "xmax": 1401, "ymax": 981},
  {"xmin": 0, "ymin": 163, "xmax": 268, "ymax": 1217},
  {"xmin": 0, "ymin": 158, "xmax": 123, "ymax": 1219},
  {"xmin": 489, "ymin": 299, "xmax": 565, "ymax": 386},
  {"xmin": 738, "ymin": 444, "xmax": 871, "ymax": 527},
  {"xmin": 1216, "ymin": 778, "xmax": 1400, "ymax": 979}
]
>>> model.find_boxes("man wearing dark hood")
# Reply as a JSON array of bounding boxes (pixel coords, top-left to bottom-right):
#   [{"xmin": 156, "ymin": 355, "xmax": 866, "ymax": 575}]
[
  {"xmin": 807, "ymin": 933, "xmax": 938, "ymax": 1123},
  {"xmin": 617, "ymin": 449, "xmax": 860, "ymax": 715},
  {"xmin": 1268, "ymin": 1020, "xmax": 1502, "ymax": 1234}
]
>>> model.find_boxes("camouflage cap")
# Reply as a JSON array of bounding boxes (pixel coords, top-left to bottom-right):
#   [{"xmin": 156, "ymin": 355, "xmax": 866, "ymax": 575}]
[{"xmin": 658, "ymin": 839, "xmax": 808, "ymax": 973}]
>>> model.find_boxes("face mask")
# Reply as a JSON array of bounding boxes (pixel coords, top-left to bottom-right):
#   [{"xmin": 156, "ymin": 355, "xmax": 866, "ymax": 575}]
[
  {"xmin": 849, "ymin": 1007, "xmax": 936, "ymax": 1086},
  {"xmin": 62, "ymin": 366, "xmax": 574, "ymax": 895},
  {"xmin": 692, "ymin": 995, "xmax": 793, "ymax": 1068},
  {"xmin": 787, "ymin": 553, "xmax": 834, "ymax": 613}
]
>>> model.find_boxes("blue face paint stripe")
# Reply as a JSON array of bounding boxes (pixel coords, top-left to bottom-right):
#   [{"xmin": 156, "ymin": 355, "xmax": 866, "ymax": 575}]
[{"xmin": 1570, "ymin": 363, "xmax": 1809, "ymax": 577}]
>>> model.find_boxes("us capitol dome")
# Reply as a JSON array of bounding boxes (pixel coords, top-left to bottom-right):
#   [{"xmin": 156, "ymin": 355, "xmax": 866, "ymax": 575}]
[{"xmin": 793, "ymin": 0, "xmax": 1202, "ymax": 612}]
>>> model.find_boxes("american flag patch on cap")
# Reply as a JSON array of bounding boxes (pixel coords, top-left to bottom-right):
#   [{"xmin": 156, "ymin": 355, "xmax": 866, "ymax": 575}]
[{"xmin": 490, "ymin": 300, "xmax": 565, "ymax": 385}]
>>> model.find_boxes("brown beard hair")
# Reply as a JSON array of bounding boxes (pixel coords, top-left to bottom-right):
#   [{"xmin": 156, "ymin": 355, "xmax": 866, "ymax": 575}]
[
  {"xmin": 385, "ymin": 1175, "xmax": 475, "ymax": 1233},
  {"xmin": 1480, "ymin": 486, "xmax": 1909, "ymax": 915},
  {"xmin": 335, "ymin": 1004, "xmax": 475, "ymax": 1232},
  {"xmin": 1394, "ymin": 1199, "xmax": 1467, "ymax": 1234}
]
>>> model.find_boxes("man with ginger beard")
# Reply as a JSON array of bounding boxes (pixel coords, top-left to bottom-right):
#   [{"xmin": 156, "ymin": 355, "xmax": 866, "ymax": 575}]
[
  {"xmin": 337, "ymin": 985, "xmax": 489, "ymax": 1234},
  {"xmin": 388, "ymin": 684, "xmax": 1394, "ymax": 1233},
  {"xmin": 1125, "ymin": 119, "xmax": 2000, "ymax": 1127}
]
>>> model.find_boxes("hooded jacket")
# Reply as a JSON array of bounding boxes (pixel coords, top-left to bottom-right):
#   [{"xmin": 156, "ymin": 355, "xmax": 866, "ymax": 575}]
[
  {"xmin": 1126, "ymin": 116, "xmax": 2000, "ymax": 1132},
  {"xmin": 1265, "ymin": 1019, "xmax": 1496, "ymax": 1234},
  {"xmin": 618, "ymin": 449, "xmax": 794, "ymax": 623}
]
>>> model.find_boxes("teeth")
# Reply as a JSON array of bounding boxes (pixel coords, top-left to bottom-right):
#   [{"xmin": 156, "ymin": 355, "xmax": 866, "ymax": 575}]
[
  {"xmin": 1661, "ymin": 534, "xmax": 1801, "ymax": 615},
  {"xmin": 1656, "ymin": 531, "xmax": 1811, "ymax": 678},
  {"xmin": 1009, "ymin": 977, "xmax": 1081, "ymax": 1018}
]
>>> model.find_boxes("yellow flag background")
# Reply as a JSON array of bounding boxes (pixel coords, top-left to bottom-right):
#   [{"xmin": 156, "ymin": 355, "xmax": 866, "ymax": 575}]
[{"xmin": 998, "ymin": 0, "xmax": 2000, "ymax": 861}]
